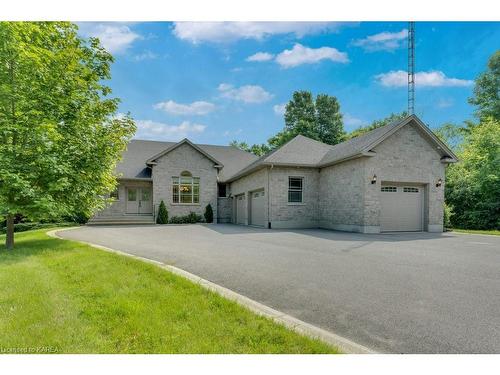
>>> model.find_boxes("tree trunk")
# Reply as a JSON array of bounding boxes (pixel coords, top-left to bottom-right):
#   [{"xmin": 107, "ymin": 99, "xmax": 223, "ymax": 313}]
[{"xmin": 5, "ymin": 214, "xmax": 14, "ymax": 250}]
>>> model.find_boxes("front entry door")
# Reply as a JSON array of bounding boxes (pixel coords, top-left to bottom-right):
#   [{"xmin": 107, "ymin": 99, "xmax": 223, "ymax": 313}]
[
  {"xmin": 139, "ymin": 188, "xmax": 153, "ymax": 214},
  {"xmin": 126, "ymin": 187, "xmax": 153, "ymax": 214}
]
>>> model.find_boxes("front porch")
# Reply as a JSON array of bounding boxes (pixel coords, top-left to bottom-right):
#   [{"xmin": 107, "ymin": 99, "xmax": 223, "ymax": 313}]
[{"xmin": 89, "ymin": 179, "xmax": 156, "ymax": 225}]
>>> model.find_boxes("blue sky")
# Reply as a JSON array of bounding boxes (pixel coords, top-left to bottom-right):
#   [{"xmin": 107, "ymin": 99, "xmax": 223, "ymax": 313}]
[{"xmin": 78, "ymin": 22, "xmax": 500, "ymax": 145}]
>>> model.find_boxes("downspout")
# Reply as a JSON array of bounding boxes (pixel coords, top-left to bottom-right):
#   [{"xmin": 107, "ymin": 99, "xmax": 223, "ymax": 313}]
[{"xmin": 267, "ymin": 164, "xmax": 273, "ymax": 229}]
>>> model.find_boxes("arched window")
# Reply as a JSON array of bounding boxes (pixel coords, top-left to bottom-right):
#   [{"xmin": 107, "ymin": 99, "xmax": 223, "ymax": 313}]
[{"xmin": 172, "ymin": 171, "xmax": 200, "ymax": 204}]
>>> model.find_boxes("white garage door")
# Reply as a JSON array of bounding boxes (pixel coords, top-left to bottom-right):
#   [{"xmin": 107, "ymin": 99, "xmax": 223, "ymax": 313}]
[
  {"xmin": 380, "ymin": 184, "xmax": 424, "ymax": 232},
  {"xmin": 236, "ymin": 194, "xmax": 245, "ymax": 224},
  {"xmin": 250, "ymin": 190, "xmax": 265, "ymax": 227}
]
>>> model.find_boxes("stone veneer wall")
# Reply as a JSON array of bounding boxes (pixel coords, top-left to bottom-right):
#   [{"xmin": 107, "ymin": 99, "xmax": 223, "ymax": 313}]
[
  {"xmin": 151, "ymin": 143, "xmax": 218, "ymax": 218},
  {"xmin": 217, "ymin": 197, "xmax": 232, "ymax": 223},
  {"xmin": 268, "ymin": 167, "xmax": 320, "ymax": 228},
  {"xmin": 363, "ymin": 123, "xmax": 446, "ymax": 232},
  {"xmin": 318, "ymin": 158, "xmax": 366, "ymax": 232}
]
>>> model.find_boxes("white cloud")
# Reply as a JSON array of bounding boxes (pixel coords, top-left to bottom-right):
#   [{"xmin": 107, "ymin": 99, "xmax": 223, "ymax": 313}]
[
  {"xmin": 343, "ymin": 113, "xmax": 366, "ymax": 128},
  {"xmin": 223, "ymin": 128, "xmax": 243, "ymax": 137},
  {"xmin": 134, "ymin": 51, "xmax": 158, "ymax": 61},
  {"xmin": 78, "ymin": 23, "xmax": 140, "ymax": 54},
  {"xmin": 172, "ymin": 22, "xmax": 349, "ymax": 43},
  {"xmin": 437, "ymin": 98, "xmax": 454, "ymax": 108},
  {"xmin": 246, "ymin": 52, "xmax": 275, "ymax": 62},
  {"xmin": 153, "ymin": 100, "xmax": 216, "ymax": 115},
  {"xmin": 275, "ymin": 44, "xmax": 349, "ymax": 68},
  {"xmin": 375, "ymin": 70, "xmax": 473, "ymax": 87},
  {"xmin": 273, "ymin": 103, "xmax": 287, "ymax": 115},
  {"xmin": 353, "ymin": 29, "xmax": 407, "ymax": 52},
  {"xmin": 135, "ymin": 120, "xmax": 206, "ymax": 141},
  {"xmin": 218, "ymin": 83, "xmax": 273, "ymax": 103}
]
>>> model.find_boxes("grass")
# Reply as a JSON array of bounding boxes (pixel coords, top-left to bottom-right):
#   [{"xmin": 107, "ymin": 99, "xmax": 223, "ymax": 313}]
[
  {"xmin": 451, "ymin": 228, "xmax": 500, "ymax": 236},
  {"xmin": 0, "ymin": 229, "xmax": 337, "ymax": 354}
]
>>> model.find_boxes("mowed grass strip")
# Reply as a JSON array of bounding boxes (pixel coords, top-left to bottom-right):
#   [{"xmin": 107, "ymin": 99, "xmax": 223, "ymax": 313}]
[
  {"xmin": 0, "ymin": 229, "xmax": 338, "ymax": 354},
  {"xmin": 451, "ymin": 228, "xmax": 500, "ymax": 236}
]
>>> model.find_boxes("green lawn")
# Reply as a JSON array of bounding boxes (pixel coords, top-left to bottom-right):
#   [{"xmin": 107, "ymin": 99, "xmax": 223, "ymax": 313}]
[
  {"xmin": 451, "ymin": 228, "xmax": 500, "ymax": 236},
  {"xmin": 0, "ymin": 229, "xmax": 337, "ymax": 354}
]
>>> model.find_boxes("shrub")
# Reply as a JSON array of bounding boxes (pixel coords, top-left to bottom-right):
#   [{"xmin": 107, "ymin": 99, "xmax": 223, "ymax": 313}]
[
  {"xmin": 169, "ymin": 212, "xmax": 203, "ymax": 224},
  {"xmin": 204, "ymin": 204, "xmax": 214, "ymax": 223},
  {"xmin": 156, "ymin": 200, "xmax": 169, "ymax": 224}
]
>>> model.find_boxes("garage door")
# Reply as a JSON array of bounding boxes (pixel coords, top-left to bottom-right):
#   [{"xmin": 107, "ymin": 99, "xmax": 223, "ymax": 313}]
[
  {"xmin": 236, "ymin": 194, "xmax": 245, "ymax": 224},
  {"xmin": 250, "ymin": 190, "xmax": 265, "ymax": 226},
  {"xmin": 380, "ymin": 184, "xmax": 424, "ymax": 232}
]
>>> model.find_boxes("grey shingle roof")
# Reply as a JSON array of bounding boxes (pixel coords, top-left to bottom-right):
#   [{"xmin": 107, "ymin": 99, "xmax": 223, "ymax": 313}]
[
  {"xmin": 318, "ymin": 116, "xmax": 404, "ymax": 166},
  {"xmin": 115, "ymin": 139, "xmax": 258, "ymax": 181},
  {"xmin": 116, "ymin": 115, "xmax": 457, "ymax": 183}
]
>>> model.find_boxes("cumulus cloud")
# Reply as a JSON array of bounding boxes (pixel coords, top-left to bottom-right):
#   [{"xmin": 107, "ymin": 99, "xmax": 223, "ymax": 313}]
[
  {"xmin": 353, "ymin": 29, "xmax": 407, "ymax": 52},
  {"xmin": 343, "ymin": 113, "xmax": 366, "ymax": 128},
  {"xmin": 218, "ymin": 83, "xmax": 274, "ymax": 103},
  {"xmin": 246, "ymin": 52, "xmax": 275, "ymax": 62},
  {"xmin": 153, "ymin": 100, "xmax": 216, "ymax": 115},
  {"xmin": 273, "ymin": 103, "xmax": 287, "ymax": 115},
  {"xmin": 275, "ymin": 44, "xmax": 349, "ymax": 68},
  {"xmin": 135, "ymin": 120, "xmax": 206, "ymax": 141},
  {"xmin": 172, "ymin": 22, "xmax": 349, "ymax": 43},
  {"xmin": 78, "ymin": 23, "xmax": 140, "ymax": 54},
  {"xmin": 375, "ymin": 70, "xmax": 473, "ymax": 87},
  {"xmin": 134, "ymin": 50, "xmax": 158, "ymax": 61}
]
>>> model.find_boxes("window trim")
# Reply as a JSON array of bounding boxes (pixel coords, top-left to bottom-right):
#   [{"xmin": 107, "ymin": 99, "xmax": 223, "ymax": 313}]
[
  {"xmin": 381, "ymin": 186, "xmax": 398, "ymax": 193},
  {"xmin": 172, "ymin": 173, "xmax": 200, "ymax": 204},
  {"xmin": 288, "ymin": 176, "xmax": 304, "ymax": 204}
]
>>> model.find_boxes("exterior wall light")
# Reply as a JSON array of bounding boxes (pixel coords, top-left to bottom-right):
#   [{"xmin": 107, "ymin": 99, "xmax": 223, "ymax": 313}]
[
  {"xmin": 436, "ymin": 178, "xmax": 443, "ymax": 187},
  {"xmin": 371, "ymin": 175, "xmax": 377, "ymax": 184}
]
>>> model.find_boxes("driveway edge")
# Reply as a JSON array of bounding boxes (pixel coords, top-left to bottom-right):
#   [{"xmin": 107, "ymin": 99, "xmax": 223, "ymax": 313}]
[{"xmin": 48, "ymin": 227, "xmax": 376, "ymax": 354}]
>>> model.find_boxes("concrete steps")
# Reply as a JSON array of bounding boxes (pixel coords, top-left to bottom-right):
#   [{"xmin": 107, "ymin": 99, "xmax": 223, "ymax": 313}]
[{"xmin": 87, "ymin": 215, "xmax": 155, "ymax": 226}]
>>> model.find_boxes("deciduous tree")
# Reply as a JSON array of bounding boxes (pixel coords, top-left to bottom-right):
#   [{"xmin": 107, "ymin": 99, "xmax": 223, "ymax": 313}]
[{"xmin": 0, "ymin": 22, "xmax": 136, "ymax": 249}]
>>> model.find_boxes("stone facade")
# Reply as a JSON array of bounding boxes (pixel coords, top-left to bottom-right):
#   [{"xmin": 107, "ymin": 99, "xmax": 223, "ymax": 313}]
[
  {"xmin": 152, "ymin": 142, "xmax": 218, "ymax": 219},
  {"xmin": 217, "ymin": 197, "xmax": 232, "ymax": 223},
  {"xmin": 319, "ymin": 158, "xmax": 366, "ymax": 232},
  {"xmin": 268, "ymin": 167, "xmax": 320, "ymax": 228},
  {"xmin": 363, "ymin": 123, "xmax": 446, "ymax": 232}
]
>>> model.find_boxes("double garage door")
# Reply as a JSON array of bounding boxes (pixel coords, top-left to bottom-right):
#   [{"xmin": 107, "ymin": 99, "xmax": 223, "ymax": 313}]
[
  {"xmin": 380, "ymin": 183, "xmax": 424, "ymax": 232},
  {"xmin": 235, "ymin": 190, "xmax": 265, "ymax": 227}
]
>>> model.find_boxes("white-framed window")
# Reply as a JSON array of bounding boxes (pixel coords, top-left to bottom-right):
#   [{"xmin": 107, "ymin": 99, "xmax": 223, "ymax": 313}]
[
  {"xmin": 403, "ymin": 187, "xmax": 419, "ymax": 193},
  {"xmin": 381, "ymin": 186, "xmax": 397, "ymax": 192},
  {"xmin": 288, "ymin": 177, "xmax": 303, "ymax": 203},
  {"xmin": 172, "ymin": 171, "xmax": 200, "ymax": 204}
]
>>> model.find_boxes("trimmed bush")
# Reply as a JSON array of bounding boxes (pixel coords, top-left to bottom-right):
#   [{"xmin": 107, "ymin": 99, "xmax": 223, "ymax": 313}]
[
  {"xmin": 204, "ymin": 204, "xmax": 214, "ymax": 223},
  {"xmin": 169, "ymin": 212, "xmax": 203, "ymax": 224},
  {"xmin": 156, "ymin": 200, "xmax": 169, "ymax": 224}
]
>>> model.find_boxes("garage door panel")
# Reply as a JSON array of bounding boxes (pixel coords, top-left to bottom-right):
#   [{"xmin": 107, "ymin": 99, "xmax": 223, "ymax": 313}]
[
  {"xmin": 380, "ymin": 184, "xmax": 423, "ymax": 232},
  {"xmin": 250, "ymin": 190, "xmax": 265, "ymax": 227}
]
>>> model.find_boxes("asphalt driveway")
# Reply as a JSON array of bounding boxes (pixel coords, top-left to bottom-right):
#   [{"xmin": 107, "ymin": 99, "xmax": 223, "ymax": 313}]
[{"xmin": 59, "ymin": 224, "xmax": 500, "ymax": 353}]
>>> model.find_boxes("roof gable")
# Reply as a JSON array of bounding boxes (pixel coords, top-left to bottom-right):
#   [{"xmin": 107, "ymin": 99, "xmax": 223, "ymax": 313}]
[
  {"xmin": 319, "ymin": 115, "xmax": 458, "ymax": 167},
  {"xmin": 146, "ymin": 138, "xmax": 223, "ymax": 167}
]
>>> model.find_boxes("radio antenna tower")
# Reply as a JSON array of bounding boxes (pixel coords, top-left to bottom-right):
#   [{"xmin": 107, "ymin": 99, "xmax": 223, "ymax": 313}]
[{"xmin": 408, "ymin": 21, "xmax": 415, "ymax": 115}]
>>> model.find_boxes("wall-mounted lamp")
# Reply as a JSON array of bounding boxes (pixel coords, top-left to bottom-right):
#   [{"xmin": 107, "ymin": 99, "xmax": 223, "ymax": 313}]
[
  {"xmin": 371, "ymin": 174, "xmax": 377, "ymax": 184},
  {"xmin": 436, "ymin": 178, "xmax": 443, "ymax": 187}
]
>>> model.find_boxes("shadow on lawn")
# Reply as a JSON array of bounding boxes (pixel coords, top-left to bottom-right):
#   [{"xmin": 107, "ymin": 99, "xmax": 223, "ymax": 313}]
[{"xmin": 0, "ymin": 231, "xmax": 79, "ymax": 265}]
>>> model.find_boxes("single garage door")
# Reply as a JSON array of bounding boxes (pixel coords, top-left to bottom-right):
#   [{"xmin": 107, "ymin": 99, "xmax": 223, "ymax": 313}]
[
  {"xmin": 380, "ymin": 184, "xmax": 424, "ymax": 232},
  {"xmin": 250, "ymin": 190, "xmax": 265, "ymax": 226},
  {"xmin": 236, "ymin": 194, "xmax": 245, "ymax": 224}
]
